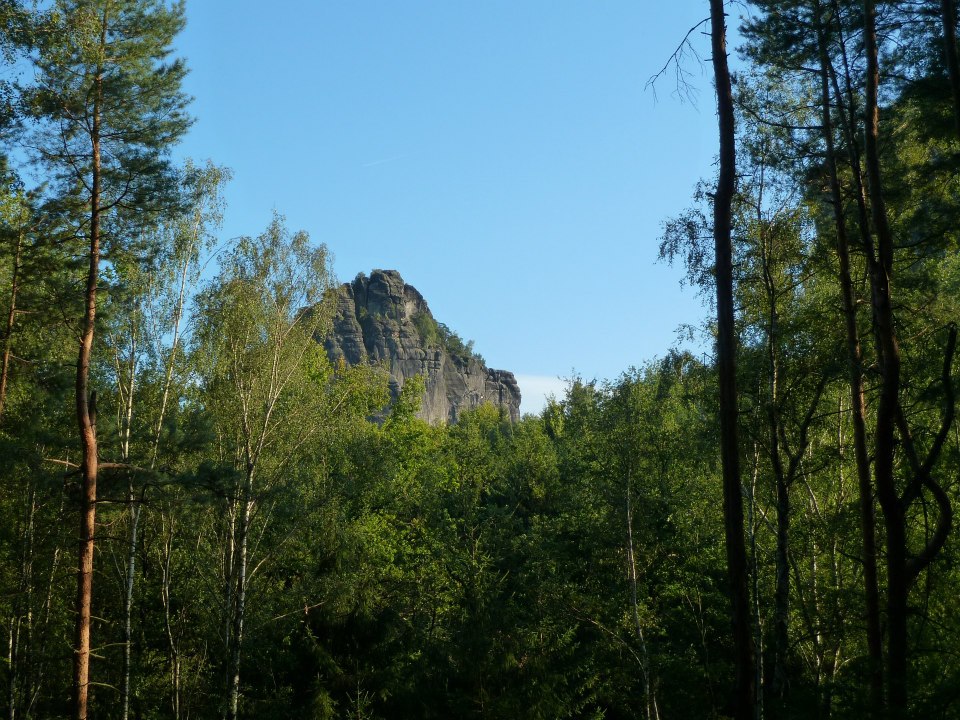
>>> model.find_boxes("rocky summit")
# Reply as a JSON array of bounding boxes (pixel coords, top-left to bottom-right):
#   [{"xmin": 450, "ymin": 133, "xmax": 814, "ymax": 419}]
[{"xmin": 323, "ymin": 270, "xmax": 521, "ymax": 423}]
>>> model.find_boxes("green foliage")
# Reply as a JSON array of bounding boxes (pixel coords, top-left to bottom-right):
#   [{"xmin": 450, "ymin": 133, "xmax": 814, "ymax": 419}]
[
  {"xmin": 411, "ymin": 311, "xmax": 440, "ymax": 346},
  {"xmin": 25, "ymin": 0, "xmax": 192, "ymax": 241},
  {"xmin": 412, "ymin": 311, "xmax": 480, "ymax": 362},
  {"xmin": 437, "ymin": 321, "xmax": 479, "ymax": 362},
  {"xmin": 1, "ymin": 1, "xmax": 959, "ymax": 718}
]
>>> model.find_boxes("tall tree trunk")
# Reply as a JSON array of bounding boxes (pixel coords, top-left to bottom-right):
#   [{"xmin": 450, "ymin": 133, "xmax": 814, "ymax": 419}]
[
  {"xmin": 121, "ymin": 492, "xmax": 141, "ymax": 720},
  {"xmin": 117, "ymin": 330, "xmax": 138, "ymax": 720},
  {"xmin": 119, "ymin": 166, "xmax": 202, "ymax": 719},
  {"xmin": 772, "ymin": 460, "xmax": 790, "ymax": 705},
  {"xmin": 757, "ymin": 180, "xmax": 790, "ymax": 708},
  {"xmin": 153, "ymin": 256, "xmax": 192, "ymax": 718},
  {"xmin": 626, "ymin": 479, "xmax": 658, "ymax": 720},
  {"xmin": 827, "ymin": 0, "xmax": 883, "ymax": 283},
  {"xmin": 815, "ymin": 5, "xmax": 884, "ymax": 712},
  {"xmin": 8, "ymin": 484, "xmax": 35, "ymax": 720},
  {"xmin": 73, "ymin": 64, "xmax": 103, "ymax": 720},
  {"xmin": 747, "ymin": 446, "xmax": 764, "ymax": 720},
  {"xmin": 26, "ymin": 486, "xmax": 66, "ymax": 719},
  {"xmin": 862, "ymin": 1, "xmax": 909, "ymax": 714},
  {"xmin": 7, "ymin": 618, "xmax": 16, "ymax": 720},
  {"xmin": 226, "ymin": 477, "xmax": 252, "ymax": 720},
  {"xmin": 710, "ymin": 2, "xmax": 756, "ymax": 717},
  {"xmin": 0, "ymin": 217, "xmax": 24, "ymax": 423},
  {"xmin": 160, "ymin": 511, "xmax": 183, "ymax": 720},
  {"xmin": 220, "ymin": 490, "xmax": 237, "ymax": 717},
  {"xmin": 154, "ymin": 262, "xmax": 194, "ymax": 717},
  {"xmin": 121, "ymin": 237, "xmax": 195, "ymax": 718}
]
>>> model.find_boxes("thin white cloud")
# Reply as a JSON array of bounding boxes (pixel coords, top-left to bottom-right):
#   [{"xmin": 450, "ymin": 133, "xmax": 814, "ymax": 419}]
[{"xmin": 515, "ymin": 374, "xmax": 568, "ymax": 416}]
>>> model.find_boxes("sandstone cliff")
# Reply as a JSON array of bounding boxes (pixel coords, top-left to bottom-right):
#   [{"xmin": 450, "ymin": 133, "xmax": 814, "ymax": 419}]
[{"xmin": 323, "ymin": 270, "xmax": 521, "ymax": 423}]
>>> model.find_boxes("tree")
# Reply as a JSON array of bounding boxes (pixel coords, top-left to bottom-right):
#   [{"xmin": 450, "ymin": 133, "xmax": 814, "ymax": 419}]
[
  {"xmin": 709, "ymin": 1, "xmax": 756, "ymax": 717},
  {"xmin": 99, "ymin": 160, "xmax": 228, "ymax": 720},
  {"xmin": 805, "ymin": 4, "xmax": 885, "ymax": 708},
  {"xmin": 191, "ymin": 216, "xmax": 388, "ymax": 719},
  {"xmin": 23, "ymin": 2, "xmax": 191, "ymax": 716},
  {"xmin": 862, "ymin": 2, "xmax": 957, "ymax": 714},
  {"xmin": 738, "ymin": 0, "xmax": 960, "ymax": 712}
]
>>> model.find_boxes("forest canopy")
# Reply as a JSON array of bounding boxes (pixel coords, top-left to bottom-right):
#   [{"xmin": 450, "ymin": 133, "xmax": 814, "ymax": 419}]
[{"xmin": 0, "ymin": 1, "xmax": 959, "ymax": 719}]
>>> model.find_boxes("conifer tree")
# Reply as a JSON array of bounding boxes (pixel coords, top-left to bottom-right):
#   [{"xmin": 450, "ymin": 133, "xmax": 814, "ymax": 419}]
[{"xmin": 23, "ymin": 2, "xmax": 191, "ymax": 716}]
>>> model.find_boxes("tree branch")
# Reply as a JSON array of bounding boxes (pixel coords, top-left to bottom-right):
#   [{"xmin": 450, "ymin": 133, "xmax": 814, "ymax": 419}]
[{"xmin": 645, "ymin": 17, "xmax": 710, "ymax": 103}]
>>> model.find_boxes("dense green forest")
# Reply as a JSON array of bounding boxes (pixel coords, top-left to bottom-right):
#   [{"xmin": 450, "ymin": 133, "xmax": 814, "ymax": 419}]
[{"xmin": 1, "ymin": 0, "xmax": 959, "ymax": 718}]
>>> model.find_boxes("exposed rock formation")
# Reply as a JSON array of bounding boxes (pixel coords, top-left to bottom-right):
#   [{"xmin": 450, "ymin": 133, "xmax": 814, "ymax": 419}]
[{"xmin": 323, "ymin": 269, "xmax": 521, "ymax": 423}]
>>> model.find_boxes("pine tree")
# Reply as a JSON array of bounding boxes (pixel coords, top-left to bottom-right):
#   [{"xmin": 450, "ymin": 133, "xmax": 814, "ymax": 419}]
[{"xmin": 23, "ymin": 2, "xmax": 191, "ymax": 716}]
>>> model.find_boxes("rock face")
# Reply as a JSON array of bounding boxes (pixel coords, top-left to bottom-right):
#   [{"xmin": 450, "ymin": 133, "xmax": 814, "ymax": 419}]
[{"xmin": 324, "ymin": 270, "xmax": 521, "ymax": 423}]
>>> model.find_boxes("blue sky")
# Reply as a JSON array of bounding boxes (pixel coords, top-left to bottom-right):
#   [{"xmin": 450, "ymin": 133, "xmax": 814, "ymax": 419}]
[{"xmin": 173, "ymin": 1, "xmax": 724, "ymax": 414}]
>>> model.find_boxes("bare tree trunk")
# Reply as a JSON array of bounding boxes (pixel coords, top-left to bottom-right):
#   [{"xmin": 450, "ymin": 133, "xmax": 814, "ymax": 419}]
[
  {"xmin": 814, "ymin": 5, "xmax": 884, "ymax": 712},
  {"xmin": 709, "ymin": 2, "xmax": 755, "ymax": 717},
  {"xmin": 73, "ymin": 62, "xmax": 103, "ymax": 720}
]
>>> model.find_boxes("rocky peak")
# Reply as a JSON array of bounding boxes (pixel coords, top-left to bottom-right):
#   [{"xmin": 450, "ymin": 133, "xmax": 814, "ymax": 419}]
[{"xmin": 324, "ymin": 269, "xmax": 521, "ymax": 423}]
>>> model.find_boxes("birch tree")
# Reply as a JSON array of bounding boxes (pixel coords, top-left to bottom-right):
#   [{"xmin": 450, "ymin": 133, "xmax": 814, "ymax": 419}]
[{"xmin": 192, "ymin": 216, "xmax": 339, "ymax": 720}]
